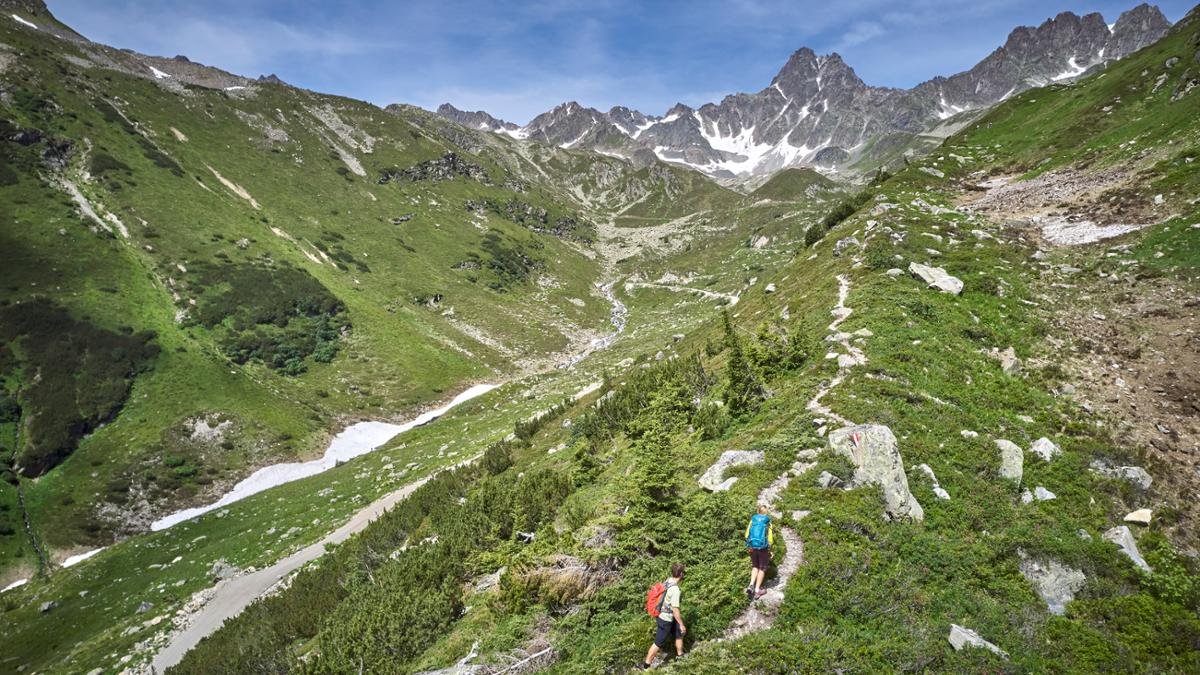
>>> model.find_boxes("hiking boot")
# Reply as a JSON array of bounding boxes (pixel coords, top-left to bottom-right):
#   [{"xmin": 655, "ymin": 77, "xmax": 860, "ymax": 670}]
[
  {"xmin": 755, "ymin": 589, "xmax": 767, "ymax": 599},
  {"xmin": 744, "ymin": 586, "xmax": 754, "ymax": 600}
]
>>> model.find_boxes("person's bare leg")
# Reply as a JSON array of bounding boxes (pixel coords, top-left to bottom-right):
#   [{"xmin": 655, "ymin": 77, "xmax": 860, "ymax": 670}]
[
  {"xmin": 675, "ymin": 637, "xmax": 684, "ymax": 657},
  {"xmin": 753, "ymin": 568, "xmax": 765, "ymax": 592},
  {"xmin": 645, "ymin": 643, "xmax": 659, "ymax": 665}
]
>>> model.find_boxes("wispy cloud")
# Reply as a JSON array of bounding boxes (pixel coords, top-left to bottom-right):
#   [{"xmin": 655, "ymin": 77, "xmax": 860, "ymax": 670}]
[
  {"xmin": 833, "ymin": 21, "xmax": 885, "ymax": 51},
  {"xmin": 47, "ymin": 0, "xmax": 1198, "ymax": 121}
]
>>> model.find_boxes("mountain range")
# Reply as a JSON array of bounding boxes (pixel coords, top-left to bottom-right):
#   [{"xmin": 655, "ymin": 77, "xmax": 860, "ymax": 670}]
[{"xmin": 438, "ymin": 3, "xmax": 1171, "ymax": 177}]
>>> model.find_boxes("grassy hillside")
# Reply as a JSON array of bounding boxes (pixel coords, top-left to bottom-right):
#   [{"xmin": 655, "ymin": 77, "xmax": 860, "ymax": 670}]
[
  {"xmin": 163, "ymin": 9, "xmax": 1199, "ymax": 674},
  {"xmin": 748, "ymin": 167, "xmax": 838, "ymax": 202},
  {"xmin": 0, "ymin": 6, "xmax": 755, "ymax": 578},
  {"xmin": 1, "ymin": 3, "xmax": 1197, "ymax": 674}
]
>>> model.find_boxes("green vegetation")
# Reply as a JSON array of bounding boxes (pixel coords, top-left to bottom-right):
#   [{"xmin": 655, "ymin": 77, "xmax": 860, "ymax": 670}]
[
  {"xmin": 1, "ymin": 5, "xmax": 1198, "ymax": 674},
  {"xmin": 190, "ymin": 263, "xmax": 347, "ymax": 374},
  {"xmin": 0, "ymin": 300, "xmax": 159, "ymax": 476},
  {"xmin": 749, "ymin": 167, "xmax": 837, "ymax": 201}
]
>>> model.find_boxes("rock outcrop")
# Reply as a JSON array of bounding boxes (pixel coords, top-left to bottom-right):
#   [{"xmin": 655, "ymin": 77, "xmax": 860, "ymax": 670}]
[
  {"xmin": 994, "ymin": 439, "xmax": 1024, "ymax": 483},
  {"xmin": 1029, "ymin": 437, "xmax": 1062, "ymax": 462},
  {"xmin": 909, "ymin": 262, "xmax": 964, "ymax": 295},
  {"xmin": 1103, "ymin": 525, "xmax": 1152, "ymax": 573},
  {"xmin": 948, "ymin": 624, "xmax": 1008, "ymax": 658},
  {"xmin": 1091, "ymin": 461, "xmax": 1152, "ymax": 489},
  {"xmin": 698, "ymin": 450, "xmax": 764, "ymax": 492},
  {"xmin": 828, "ymin": 425, "xmax": 924, "ymax": 521},
  {"xmin": 1018, "ymin": 551, "xmax": 1086, "ymax": 615}
]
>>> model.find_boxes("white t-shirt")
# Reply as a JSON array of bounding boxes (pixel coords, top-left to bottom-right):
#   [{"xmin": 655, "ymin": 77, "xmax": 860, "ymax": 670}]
[{"xmin": 659, "ymin": 580, "xmax": 681, "ymax": 621}]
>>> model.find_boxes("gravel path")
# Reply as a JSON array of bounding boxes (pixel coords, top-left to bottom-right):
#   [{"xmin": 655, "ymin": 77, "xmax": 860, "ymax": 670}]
[{"xmin": 149, "ymin": 467, "xmax": 455, "ymax": 672}]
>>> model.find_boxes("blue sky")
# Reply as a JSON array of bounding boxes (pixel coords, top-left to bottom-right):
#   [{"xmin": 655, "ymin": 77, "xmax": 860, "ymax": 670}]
[{"xmin": 49, "ymin": 1, "xmax": 1194, "ymax": 124}]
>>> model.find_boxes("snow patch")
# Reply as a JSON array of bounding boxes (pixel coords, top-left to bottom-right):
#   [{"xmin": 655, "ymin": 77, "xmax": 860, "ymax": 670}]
[
  {"xmin": 1036, "ymin": 216, "xmax": 1151, "ymax": 246},
  {"xmin": 62, "ymin": 547, "xmax": 105, "ymax": 568},
  {"xmin": 1, "ymin": 578, "xmax": 27, "ymax": 593},
  {"xmin": 148, "ymin": 65, "xmax": 171, "ymax": 79},
  {"xmin": 150, "ymin": 384, "xmax": 498, "ymax": 531},
  {"xmin": 1050, "ymin": 56, "xmax": 1088, "ymax": 82},
  {"xmin": 10, "ymin": 14, "xmax": 36, "ymax": 29}
]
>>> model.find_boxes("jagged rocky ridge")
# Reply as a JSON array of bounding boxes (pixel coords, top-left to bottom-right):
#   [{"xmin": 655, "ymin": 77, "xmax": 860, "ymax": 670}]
[{"xmin": 437, "ymin": 3, "xmax": 1171, "ymax": 176}]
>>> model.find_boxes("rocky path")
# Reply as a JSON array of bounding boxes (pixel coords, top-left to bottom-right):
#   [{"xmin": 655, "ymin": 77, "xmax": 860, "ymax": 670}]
[
  {"xmin": 805, "ymin": 274, "xmax": 864, "ymax": 426},
  {"xmin": 719, "ymin": 273, "xmax": 869, "ymax": 642},
  {"xmin": 623, "ymin": 281, "xmax": 740, "ymax": 307}
]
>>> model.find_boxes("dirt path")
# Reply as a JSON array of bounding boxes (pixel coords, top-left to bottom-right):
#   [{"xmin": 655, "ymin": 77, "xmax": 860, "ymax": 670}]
[
  {"xmin": 805, "ymin": 274, "xmax": 863, "ymax": 426},
  {"xmin": 623, "ymin": 281, "xmax": 739, "ymax": 307},
  {"xmin": 148, "ymin": 464, "xmax": 464, "ymax": 672}
]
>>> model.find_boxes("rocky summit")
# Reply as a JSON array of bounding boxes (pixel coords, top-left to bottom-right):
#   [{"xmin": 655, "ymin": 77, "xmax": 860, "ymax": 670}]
[
  {"xmin": 0, "ymin": 1, "xmax": 1197, "ymax": 673},
  {"xmin": 441, "ymin": 4, "xmax": 1171, "ymax": 177}
]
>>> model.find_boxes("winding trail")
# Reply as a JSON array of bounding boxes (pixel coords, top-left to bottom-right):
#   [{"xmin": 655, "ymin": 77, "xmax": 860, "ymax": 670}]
[
  {"xmin": 718, "ymin": 273, "xmax": 869, "ymax": 643},
  {"xmin": 150, "ymin": 464, "xmax": 461, "ymax": 673},
  {"xmin": 623, "ymin": 281, "xmax": 739, "ymax": 307},
  {"xmin": 805, "ymin": 274, "xmax": 863, "ymax": 427}
]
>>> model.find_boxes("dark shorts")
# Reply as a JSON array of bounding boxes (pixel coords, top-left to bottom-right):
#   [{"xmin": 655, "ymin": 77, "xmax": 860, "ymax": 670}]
[
  {"xmin": 750, "ymin": 547, "xmax": 771, "ymax": 570},
  {"xmin": 654, "ymin": 617, "xmax": 681, "ymax": 648}
]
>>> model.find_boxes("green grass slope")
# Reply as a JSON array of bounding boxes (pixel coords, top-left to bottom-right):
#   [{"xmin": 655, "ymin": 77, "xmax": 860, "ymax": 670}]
[
  {"xmin": 163, "ymin": 10, "xmax": 1199, "ymax": 674},
  {"xmin": 749, "ymin": 167, "xmax": 838, "ymax": 202}
]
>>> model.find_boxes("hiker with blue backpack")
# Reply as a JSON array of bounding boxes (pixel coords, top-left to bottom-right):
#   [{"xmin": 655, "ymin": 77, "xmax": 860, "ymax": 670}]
[
  {"xmin": 745, "ymin": 504, "xmax": 774, "ymax": 599},
  {"xmin": 641, "ymin": 562, "xmax": 686, "ymax": 669}
]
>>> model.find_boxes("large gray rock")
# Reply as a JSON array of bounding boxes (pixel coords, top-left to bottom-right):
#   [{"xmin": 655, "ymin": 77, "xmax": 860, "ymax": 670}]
[
  {"xmin": 1018, "ymin": 551, "xmax": 1086, "ymax": 615},
  {"xmin": 1029, "ymin": 437, "xmax": 1061, "ymax": 462},
  {"xmin": 1091, "ymin": 461, "xmax": 1152, "ymax": 490},
  {"xmin": 994, "ymin": 439, "xmax": 1023, "ymax": 483},
  {"xmin": 1103, "ymin": 525, "xmax": 1152, "ymax": 573},
  {"xmin": 908, "ymin": 262, "xmax": 963, "ymax": 295},
  {"xmin": 948, "ymin": 624, "xmax": 1008, "ymax": 658},
  {"xmin": 998, "ymin": 347, "xmax": 1022, "ymax": 375},
  {"xmin": 698, "ymin": 450, "xmax": 764, "ymax": 492},
  {"xmin": 828, "ymin": 425, "xmax": 924, "ymax": 521}
]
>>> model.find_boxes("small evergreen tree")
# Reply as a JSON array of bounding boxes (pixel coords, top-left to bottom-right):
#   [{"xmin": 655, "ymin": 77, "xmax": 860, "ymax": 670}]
[{"xmin": 721, "ymin": 310, "xmax": 763, "ymax": 417}]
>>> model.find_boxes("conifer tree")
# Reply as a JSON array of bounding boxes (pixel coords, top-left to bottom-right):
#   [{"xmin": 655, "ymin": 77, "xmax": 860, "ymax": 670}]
[{"xmin": 722, "ymin": 310, "xmax": 763, "ymax": 417}]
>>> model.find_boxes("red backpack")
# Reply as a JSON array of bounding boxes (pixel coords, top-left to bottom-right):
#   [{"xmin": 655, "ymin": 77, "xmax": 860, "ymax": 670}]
[{"xmin": 645, "ymin": 580, "xmax": 672, "ymax": 618}]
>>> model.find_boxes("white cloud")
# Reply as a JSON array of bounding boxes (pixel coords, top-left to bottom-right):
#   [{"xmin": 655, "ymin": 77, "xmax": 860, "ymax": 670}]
[{"xmin": 834, "ymin": 21, "xmax": 885, "ymax": 50}]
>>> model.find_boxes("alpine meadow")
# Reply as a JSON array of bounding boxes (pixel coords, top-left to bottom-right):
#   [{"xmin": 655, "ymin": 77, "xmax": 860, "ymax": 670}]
[{"xmin": 0, "ymin": 1, "xmax": 1197, "ymax": 673}]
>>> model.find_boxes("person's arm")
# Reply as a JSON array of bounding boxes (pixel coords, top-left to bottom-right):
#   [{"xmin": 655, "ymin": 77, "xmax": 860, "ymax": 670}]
[
  {"xmin": 745, "ymin": 521, "xmax": 751, "ymax": 540},
  {"xmin": 673, "ymin": 605, "xmax": 686, "ymax": 634},
  {"xmin": 768, "ymin": 522, "xmax": 774, "ymax": 547}
]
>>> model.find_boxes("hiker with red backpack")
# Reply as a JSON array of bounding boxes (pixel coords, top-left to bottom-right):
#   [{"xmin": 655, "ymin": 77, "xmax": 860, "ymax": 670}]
[
  {"xmin": 745, "ymin": 504, "xmax": 774, "ymax": 599},
  {"xmin": 641, "ymin": 563, "xmax": 686, "ymax": 669}
]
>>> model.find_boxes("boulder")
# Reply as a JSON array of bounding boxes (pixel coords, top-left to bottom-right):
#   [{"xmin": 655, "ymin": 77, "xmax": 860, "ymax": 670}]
[
  {"xmin": 1018, "ymin": 552, "xmax": 1086, "ymax": 615},
  {"xmin": 816, "ymin": 471, "xmax": 843, "ymax": 489},
  {"xmin": 1029, "ymin": 437, "xmax": 1061, "ymax": 462},
  {"xmin": 764, "ymin": 283, "xmax": 777, "ymax": 293},
  {"xmin": 908, "ymin": 262, "xmax": 963, "ymax": 295},
  {"xmin": 1124, "ymin": 509, "xmax": 1152, "ymax": 525},
  {"xmin": 1103, "ymin": 525, "xmax": 1152, "ymax": 573},
  {"xmin": 948, "ymin": 624, "xmax": 1008, "ymax": 658},
  {"xmin": 1090, "ymin": 462, "xmax": 1152, "ymax": 490},
  {"xmin": 39, "ymin": 601, "xmax": 57, "ymax": 614},
  {"xmin": 1033, "ymin": 486, "xmax": 1057, "ymax": 501},
  {"xmin": 698, "ymin": 450, "xmax": 765, "ymax": 492},
  {"xmin": 834, "ymin": 237, "xmax": 860, "ymax": 257},
  {"xmin": 210, "ymin": 559, "xmax": 241, "ymax": 582},
  {"xmin": 136, "ymin": 601, "xmax": 153, "ymax": 614},
  {"xmin": 994, "ymin": 439, "xmax": 1023, "ymax": 483},
  {"xmin": 999, "ymin": 347, "xmax": 1022, "ymax": 375},
  {"xmin": 828, "ymin": 425, "xmax": 924, "ymax": 521},
  {"xmin": 885, "ymin": 268, "xmax": 903, "ymax": 277}
]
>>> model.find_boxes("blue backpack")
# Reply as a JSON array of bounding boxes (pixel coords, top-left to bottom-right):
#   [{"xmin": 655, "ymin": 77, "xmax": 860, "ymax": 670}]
[{"xmin": 747, "ymin": 514, "xmax": 770, "ymax": 549}]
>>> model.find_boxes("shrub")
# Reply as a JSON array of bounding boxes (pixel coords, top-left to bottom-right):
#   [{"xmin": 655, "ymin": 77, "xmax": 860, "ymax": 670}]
[{"xmin": 0, "ymin": 300, "xmax": 158, "ymax": 476}]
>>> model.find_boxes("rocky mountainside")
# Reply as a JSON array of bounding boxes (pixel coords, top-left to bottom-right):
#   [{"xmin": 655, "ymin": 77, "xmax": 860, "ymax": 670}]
[{"xmin": 438, "ymin": 3, "xmax": 1171, "ymax": 176}]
